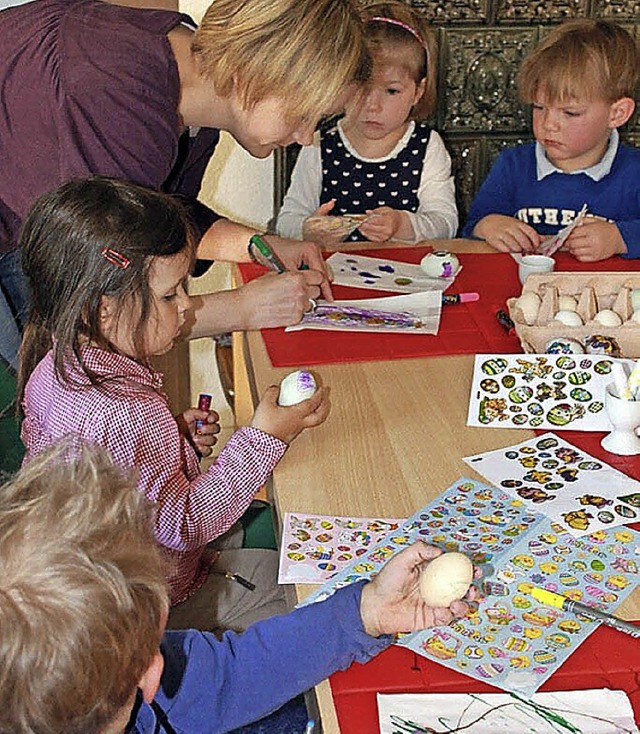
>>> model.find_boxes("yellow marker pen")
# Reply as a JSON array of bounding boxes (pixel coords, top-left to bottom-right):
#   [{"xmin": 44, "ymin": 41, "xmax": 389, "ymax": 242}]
[{"xmin": 531, "ymin": 586, "xmax": 640, "ymax": 639}]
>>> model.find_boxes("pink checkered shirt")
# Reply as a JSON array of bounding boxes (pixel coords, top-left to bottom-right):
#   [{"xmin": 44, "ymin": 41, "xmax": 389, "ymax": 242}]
[{"xmin": 21, "ymin": 347, "xmax": 287, "ymax": 604}]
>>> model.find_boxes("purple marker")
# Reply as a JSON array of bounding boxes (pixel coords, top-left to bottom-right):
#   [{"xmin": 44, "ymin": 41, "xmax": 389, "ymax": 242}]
[{"xmin": 196, "ymin": 393, "xmax": 212, "ymax": 431}]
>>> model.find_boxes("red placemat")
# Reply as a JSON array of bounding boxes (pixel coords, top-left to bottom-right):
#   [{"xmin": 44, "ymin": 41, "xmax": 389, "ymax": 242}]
[
  {"xmin": 238, "ymin": 249, "xmax": 640, "ymax": 368},
  {"xmin": 329, "ymin": 623, "xmax": 640, "ymax": 732}
]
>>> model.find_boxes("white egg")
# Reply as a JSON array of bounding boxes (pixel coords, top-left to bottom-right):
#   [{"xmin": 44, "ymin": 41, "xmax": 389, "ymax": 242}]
[
  {"xmin": 557, "ymin": 295, "xmax": 578, "ymax": 312},
  {"xmin": 277, "ymin": 370, "xmax": 317, "ymax": 406},
  {"xmin": 420, "ymin": 251, "xmax": 460, "ymax": 279},
  {"xmin": 554, "ymin": 310, "xmax": 583, "ymax": 327},
  {"xmin": 594, "ymin": 309, "xmax": 623, "ymax": 328},
  {"xmin": 514, "ymin": 292, "xmax": 541, "ymax": 325},
  {"xmin": 419, "ymin": 552, "xmax": 474, "ymax": 607}
]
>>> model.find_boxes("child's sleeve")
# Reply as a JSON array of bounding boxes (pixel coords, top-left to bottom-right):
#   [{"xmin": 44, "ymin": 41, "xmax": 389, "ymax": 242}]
[
  {"xmin": 620, "ymin": 218, "xmax": 640, "ymax": 259},
  {"xmin": 407, "ymin": 130, "xmax": 458, "ymax": 241},
  {"xmin": 275, "ymin": 138, "xmax": 323, "ymax": 240},
  {"xmin": 462, "ymin": 150, "xmax": 516, "ymax": 237}
]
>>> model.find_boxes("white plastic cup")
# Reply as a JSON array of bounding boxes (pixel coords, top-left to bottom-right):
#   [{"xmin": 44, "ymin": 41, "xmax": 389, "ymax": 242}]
[{"xmin": 518, "ymin": 255, "xmax": 555, "ymax": 285}]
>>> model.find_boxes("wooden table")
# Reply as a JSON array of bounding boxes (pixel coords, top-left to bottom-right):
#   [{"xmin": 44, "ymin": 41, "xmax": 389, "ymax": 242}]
[{"xmin": 233, "ymin": 239, "xmax": 640, "ymax": 733}]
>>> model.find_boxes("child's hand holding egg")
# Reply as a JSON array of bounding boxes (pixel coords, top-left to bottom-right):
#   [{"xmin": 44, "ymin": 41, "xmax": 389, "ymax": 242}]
[
  {"xmin": 419, "ymin": 551, "xmax": 474, "ymax": 607},
  {"xmin": 251, "ymin": 370, "xmax": 330, "ymax": 444}
]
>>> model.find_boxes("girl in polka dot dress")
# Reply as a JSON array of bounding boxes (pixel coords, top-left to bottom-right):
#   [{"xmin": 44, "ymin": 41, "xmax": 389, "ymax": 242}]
[{"xmin": 276, "ymin": 1, "xmax": 458, "ymax": 246}]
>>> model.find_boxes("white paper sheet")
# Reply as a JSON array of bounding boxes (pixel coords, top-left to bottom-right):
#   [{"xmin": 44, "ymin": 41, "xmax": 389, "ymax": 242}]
[
  {"xmin": 326, "ymin": 251, "xmax": 456, "ymax": 294},
  {"xmin": 377, "ymin": 689, "xmax": 638, "ymax": 733},
  {"xmin": 285, "ymin": 291, "xmax": 442, "ymax": 334}
]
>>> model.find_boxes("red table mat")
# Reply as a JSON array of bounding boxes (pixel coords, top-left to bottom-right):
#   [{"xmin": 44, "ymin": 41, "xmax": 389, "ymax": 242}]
[
  {"xmin": 329, "ymin": 624, "xmax": 640, "ymax": 732},
  {"xmin": 239, "ymin": 249, "xmax": 640, "ymax": 367}
]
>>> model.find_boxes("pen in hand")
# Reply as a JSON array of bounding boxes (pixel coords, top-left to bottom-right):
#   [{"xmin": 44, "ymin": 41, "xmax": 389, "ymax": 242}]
[{"xmin": 249, "ymin": 234, "xmax": 287, "ymax": 273}]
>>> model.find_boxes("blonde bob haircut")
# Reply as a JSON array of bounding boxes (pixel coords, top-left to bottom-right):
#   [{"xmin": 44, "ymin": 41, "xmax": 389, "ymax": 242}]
[
  {"xmin": 360, "ymin": 1, "xmax": 438, "ymax": 119},
  {"xmin": 0, "ymin": 441, "xmax": 168, "ymax": 734},
  {"xmin": 517, "ymin": 19, "xmax": 639, "ymax": 105},
  {"xmin": 192, "ymin": 0, "xmax": 369, "ymax": 120}
]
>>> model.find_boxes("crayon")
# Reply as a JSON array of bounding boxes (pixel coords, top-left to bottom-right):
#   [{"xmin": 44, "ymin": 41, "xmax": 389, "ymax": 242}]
[{"xmin": 196, "ymin": 393, "xmax": 212, "ymax": 431}]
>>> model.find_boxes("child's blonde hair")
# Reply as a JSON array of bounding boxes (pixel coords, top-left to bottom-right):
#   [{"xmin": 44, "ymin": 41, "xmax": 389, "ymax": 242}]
[
  {"xmin": 360, "ymin": 1, "xmax": 438, "ymax": 119},
  {"xmin": 192, "ymin": 0, "xmax": 369, "ymax": 120},
  {"xmin": 517, "ymin": 19, "xmax": 639, "ymax": 105},
  {"xmin": 0, "ymin": 440, "xmax": 168, "ymax": 734}
]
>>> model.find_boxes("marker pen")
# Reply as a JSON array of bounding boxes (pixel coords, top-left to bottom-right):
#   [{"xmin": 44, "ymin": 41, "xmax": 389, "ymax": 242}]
[
  {"xmin": 442, "ymin": 292, "xmax": 480, "ymax": 305},
  {"xmin": 196, "ymin": 393, "xmax": 212, "ymax": 431},
  {"xmin": 249, "ymin": 234, "xmax": 287, "ymax": 273},
  {"xmin": 496, "ymin": 309, "xmax": 515, "ymax": 335},
  {"xmin": 531, "ymin": 587, "xmax": 640, "ymax": 639}
]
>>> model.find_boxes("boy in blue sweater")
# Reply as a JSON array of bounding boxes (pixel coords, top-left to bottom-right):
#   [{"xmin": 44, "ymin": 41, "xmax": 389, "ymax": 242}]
[
  {"xmin": 0, "ymin": 442, "xmax": 475, "ymax": 734},
  {"xmin": 463, "ymin": 20, "xmax": 639, "ymax": 262}
]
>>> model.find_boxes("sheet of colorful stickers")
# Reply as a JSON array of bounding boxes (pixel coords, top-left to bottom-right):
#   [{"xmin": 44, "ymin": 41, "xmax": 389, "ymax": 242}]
[
  {"xmin": 464, "ymin": 433, "xmax": 640, "ymax": 536},
  {"xmin": 277, "ymin": 512, "xmax": 403, "ymax": 584},
  {"xmin": 468, "ymin": 354, "xmax": 635, "ymax": 432},
  {"xmin": 300, "ymin": 477, "xmax": 639, "ymax": 698}
]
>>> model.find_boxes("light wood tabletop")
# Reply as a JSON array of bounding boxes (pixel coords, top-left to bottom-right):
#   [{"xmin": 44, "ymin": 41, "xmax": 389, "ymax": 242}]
[{"xmin": 233, "ymin": 239, "xmax": 640, "ymax": 733}]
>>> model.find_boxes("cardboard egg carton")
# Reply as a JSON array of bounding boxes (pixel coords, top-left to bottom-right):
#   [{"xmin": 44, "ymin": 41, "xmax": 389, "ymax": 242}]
[{"xmin": 506, "ymin": 271, "xmax": 640, "ymax": 357}]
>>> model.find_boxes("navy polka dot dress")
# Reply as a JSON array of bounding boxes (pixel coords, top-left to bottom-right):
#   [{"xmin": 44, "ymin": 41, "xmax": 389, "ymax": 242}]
[{"xmin": 320, "ymin": 121, "xmax": 431, "ymax": 241}]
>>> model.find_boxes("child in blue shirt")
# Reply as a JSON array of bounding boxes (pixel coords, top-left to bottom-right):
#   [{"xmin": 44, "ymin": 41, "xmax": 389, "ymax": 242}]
[
  {"xmin": 0, "ymin": 442, "xmax": 476, "ymax": 734},
  {"xmin": 463, "ymin": 20, "xmax": 639, "ymax": 262},
  {"xmin": 276, "ymin": 1, "xmax": 458, "ymax": 246}
]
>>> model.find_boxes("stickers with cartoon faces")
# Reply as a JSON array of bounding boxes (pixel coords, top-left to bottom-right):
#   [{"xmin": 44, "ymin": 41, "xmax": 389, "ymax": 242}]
[
  {"xmin": 302, "ymin": 478, "xmax": 639, "ymax": 700},
  {"xmin": 464, "ymin": 433, "xmax": 640, "ymax": 537},
  {"xmin": 469, "ymin": 354, "xmax": 637, "ymax": 432}
]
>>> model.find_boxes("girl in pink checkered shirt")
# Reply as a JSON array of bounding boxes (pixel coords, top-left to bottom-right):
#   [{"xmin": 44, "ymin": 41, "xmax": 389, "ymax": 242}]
[{"xmin": 18, "ymin": 176, "xmax": 330, "ymax": 633}]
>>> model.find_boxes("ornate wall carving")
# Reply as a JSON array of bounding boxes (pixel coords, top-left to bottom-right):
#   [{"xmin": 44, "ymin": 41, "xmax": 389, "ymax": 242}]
[{"xmin": 273, "ymin": 5, "xmax": 638, "ymax": 229}]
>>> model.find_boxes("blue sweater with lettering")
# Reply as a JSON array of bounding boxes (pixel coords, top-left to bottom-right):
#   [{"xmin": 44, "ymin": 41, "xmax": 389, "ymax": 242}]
[{"xmin": 462, "ymin": 142, "xmax": 640, "ymax": 258}]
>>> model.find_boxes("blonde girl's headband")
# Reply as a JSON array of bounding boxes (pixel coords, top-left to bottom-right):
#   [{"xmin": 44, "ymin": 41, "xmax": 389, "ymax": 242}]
[{"xmin": 368, "ymin": 16, "xmax": 426, "ymax": 50}]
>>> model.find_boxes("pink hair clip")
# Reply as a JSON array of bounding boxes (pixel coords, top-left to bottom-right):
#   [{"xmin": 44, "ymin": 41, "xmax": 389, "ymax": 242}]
[
  {"xmin": 101, "ymin": 247, "xmax": 130, "ymax": 270},
  {"xmin": 368, "ymin": 16, "xmax": 426, "ymax": 49}
]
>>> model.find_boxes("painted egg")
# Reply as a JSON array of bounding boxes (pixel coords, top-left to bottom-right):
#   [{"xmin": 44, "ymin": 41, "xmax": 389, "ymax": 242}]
[
  {"xmin": 502, "ymin": 375, "xmax": 516, "ymax": 388},
  {"xmin": 594, "ymin": 309, "xmax": 622, "ymax": 327},
  {"xmin": 464, "ymin": 645, "xmax": 484, "ymax": 659},
  {"xmin": 584, "ymin": 334, "xmax": 622, "ymax": 358},
  {"xmin": 568, "ymin": 371, "xmax": 591, "ymax": 385},
  {"xmin": 614, "ymin": 504, "xmax": 637, "ymax": 518},
  {"xmin": 537, "ymin": 437, "xmax": 558, "ymax": 450},
  {"xmin": 559, "ymin": 572, "xmax": 579, "ymax": 586},
  {"xmin": 552, "ymin": 371, "xmax": 566, "ymax": 380},
  {"xmin": 475, "ymin": 663, "xmax": 504, "ymax": 678},
  {"xmin": 530, "ymin": 416, "xmax": 543, "ymax": 427},
  {"xmin": 514, "ymin": 292, "xmax": 542, "ymax": 325},
  {"xmin": 480, "ymin": 378, "xmax": 500, "ymax": 393},
  {"xmin": 528, "ymin": 403, "xmax": 544, "ymax": 416},
  {"xmin": 556, "ymin": 357, "xmax": 576, "ymax": 370},
  {"xmin": 558, "ymin": 295, "xmax": 578, "ymax": 311},
  {"xmin": 419, "ymin": 552, "xmax": 474, "ymax": 607},
  {"xmin": 545, "ymin": 338, "xmax": 584, "ymax": 354},
  {"xmin": 594, "ymin": 360, "xmax": 612, "ymax": 374},
  {"xmin": 277, "ymin": 370, "xmax": 317, "ymax": 406},
  {"xmin": 482, "ymin": 358, "xmax": 507, "ymax": 375},
  {"xmin": 570, "ymin": 387, "xmax": 592, "ymax": 402},
  {"xmin": 533, "ymin": 650, "xmax": 556, "ymax": 664},
  {"xmin": 420, "ymin": 250, "xmax": 460, "ymax": 278},
  {"xmin": 579, "ymin": 359, "xmax": 592, "ymax": 368},
  {"xmin": 555, "ymin": 310, "xmax": 583, "ymax": 326},
  {"xmin": 588, "ymin": 401, "xmax": 604, "ymax": 413}
]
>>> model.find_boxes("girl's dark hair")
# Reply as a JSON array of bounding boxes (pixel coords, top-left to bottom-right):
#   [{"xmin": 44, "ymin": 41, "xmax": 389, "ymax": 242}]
[{"xmin": 18, "ymin": 177, "xmax": 196, "ymax": 402}]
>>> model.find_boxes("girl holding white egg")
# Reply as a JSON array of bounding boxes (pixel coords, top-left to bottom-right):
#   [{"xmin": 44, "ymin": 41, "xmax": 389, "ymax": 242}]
[{"xmin": 276, "ymin": 1, "xmax": 458, "ymax": 246}]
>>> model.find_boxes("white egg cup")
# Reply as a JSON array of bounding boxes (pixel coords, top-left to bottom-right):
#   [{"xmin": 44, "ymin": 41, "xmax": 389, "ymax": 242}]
[
  {"xmin": 518, "ymin": 255, "xmax": 555, "ymax": 285},
  {"xmin": 601, "ymin": 384, "xmax": 640, "ymax": 456}
]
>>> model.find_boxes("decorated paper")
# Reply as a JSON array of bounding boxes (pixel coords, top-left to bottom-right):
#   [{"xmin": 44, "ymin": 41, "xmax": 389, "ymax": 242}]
[
  {"xmin": 285, "ymin": 291, "xmax": 442, "ymax": 335},
  {"xmin": 325, "ymin": 252, "xmax": 456, "ymax": 294},
  {"xmin": 278, "ymin": 512, "xmax": 402, "ymax": 584},
  {"xmin": 300, "ymin": 478, "xmax": 639, "ymax": 698},
  {"xmin": 377, "ymin": 690, "xmax": 638, "ymax": 733},
  {"xmin": 467, "ymin": 353, "xmax": 636, "ymax": 432},
  {"xmin": 539, "ymin": 204, "xmax": 589, "ymax": 257},
  {"xmin": 464, "ymin": 433, "xmax": 640, "ymax": 536}
]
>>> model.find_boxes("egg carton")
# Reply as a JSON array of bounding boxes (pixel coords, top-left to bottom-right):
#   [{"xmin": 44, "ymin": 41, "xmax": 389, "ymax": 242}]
[{"xmin": 506, "ymin": 271, "xmax": 640, "ymax": 358}]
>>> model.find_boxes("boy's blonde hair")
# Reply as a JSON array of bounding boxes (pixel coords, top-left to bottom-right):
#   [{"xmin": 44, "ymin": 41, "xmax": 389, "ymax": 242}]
[
  {"xmin": 517, "ymin": 19, "xmax": 639, "ymax": 105},
  {"xmin": 192, "ymin": 0, "xmax": 369, "ymax": 119},
  {"xmin": 0, "ymin": 441, "xmax": 168, "ymax": 734},
  {"xmin": 360, "ymin": 1, "xmax": 438, "ymax": 119}
]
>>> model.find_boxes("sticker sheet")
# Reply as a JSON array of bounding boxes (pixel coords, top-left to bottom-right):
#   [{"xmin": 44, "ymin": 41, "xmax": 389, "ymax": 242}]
[
  {"xmin": 467, "ymin": 354, "xmax": 635, "ymax": 432},
  {"xmin": 464, "ymin": 433, "xmax": 640, "ymax": 536},
  {"xmin": 377, "ymin": 690, "xmax": 639, "ymax": 734},
  {"xmin": 299, "ymin": 478, "xmax": 639, "ymax": 698},
  {"xmin": 278, "ymin": 512, "xmax": 402, "ymax": 584},
  {"xmin": 285, "ymin": 291, "xmax": 442, "ymax": 335},
  {"xmin": 325, "ymin": 252, "xmax": 456, "ymax": 294}
]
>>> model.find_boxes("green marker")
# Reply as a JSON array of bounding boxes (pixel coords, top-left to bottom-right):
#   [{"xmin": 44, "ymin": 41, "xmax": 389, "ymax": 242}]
[{"xmin": 249, "ymin": 234, "xmax": 287, "ymax": 273}]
